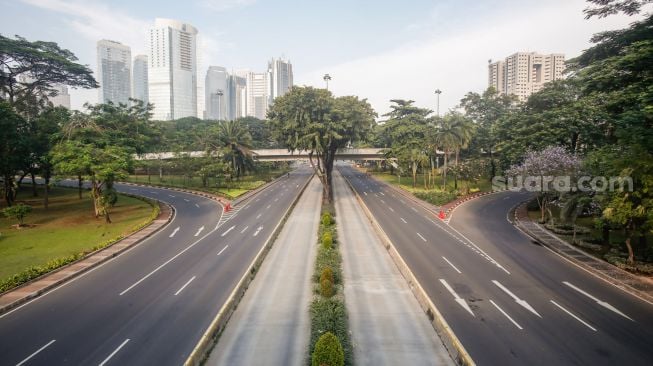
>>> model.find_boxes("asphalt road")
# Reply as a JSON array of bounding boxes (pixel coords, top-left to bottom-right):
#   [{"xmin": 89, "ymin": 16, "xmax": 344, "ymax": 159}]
[
  {"xmin": 338, "ymin": 164, "xmax": 653, "ymax": 366},
  {"xmin": 0, "ymin": 167, "xmax": 313, "ymax": 366}
]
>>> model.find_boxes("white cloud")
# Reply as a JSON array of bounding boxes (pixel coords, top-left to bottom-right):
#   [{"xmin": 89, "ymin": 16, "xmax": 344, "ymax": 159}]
[
  {"xmin": 297, "ymin": 0, "xmax": 643, "ymax": 118},
  {"xmin": 198, "ymin": 0, "xmax": 256, "ymax": 12}
]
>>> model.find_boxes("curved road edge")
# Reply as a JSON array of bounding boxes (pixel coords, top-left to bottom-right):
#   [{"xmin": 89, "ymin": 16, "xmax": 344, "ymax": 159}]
[
  {"xmin": 184, "ymin": 172, "xmax": 315, "ymax": 366},
  {"xmin": 338, "ymin": 168, "xmax": 474, "ymax": 366},
  {"xmin": 0, "ymin": 199, "xmax": 175, "ymax": 316}
]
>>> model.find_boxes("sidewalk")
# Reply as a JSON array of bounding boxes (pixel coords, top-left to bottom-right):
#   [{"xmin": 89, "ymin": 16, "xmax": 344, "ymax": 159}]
[
  {"xmin": 513, "ymin": 201, "xmax": 653, "ymax": 304},
  {"xmin": 206, "ymin": 176, "xmax": 322, "ymax": 366},
  {"xmin": 0, "ymin": 201, "xmax": 173, "ymax": 314},
  {"xmin": 334, "ymin": 171, "xmax": 453, "ymax": 366}
]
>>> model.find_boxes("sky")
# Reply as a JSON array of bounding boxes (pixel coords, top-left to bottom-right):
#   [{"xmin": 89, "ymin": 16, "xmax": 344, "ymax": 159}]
[{"xmin": 0, "ymin": 0, "xmax": 648, "ymax": 116}]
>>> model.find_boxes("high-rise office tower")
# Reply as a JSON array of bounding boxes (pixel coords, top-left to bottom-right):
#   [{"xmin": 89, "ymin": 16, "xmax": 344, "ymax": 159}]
[
  {"xmin": 97, "ymin": 39, "xmax": 131, "ymax": 105},
  {"xmin": 148, "ymin": 18, "xmax": 199, "ymax": 120},
  {"xmin": 268, "ymin": 57, "xmax": 293, "ymax": 100},
  {"xmin": 132, "ymin": 55, "xmax": 149, "ymax": 104},
  {"xmin": 228, "ymin": 71, "xmax": 247, "ymax": 121},
  {"xmin": 205, "ymin": 66, "xmax": 229, "ymax": 120},
  {"xmin": 488, "ymin": 52, "xmax": 565, "ymax": 101},
  {"xmin": 49, "ymin": 84, "xmax": 71, "ymax": 109},
  {"xmin": 246, "ymin": 71, "xmax": 270, "ymax": 120}
]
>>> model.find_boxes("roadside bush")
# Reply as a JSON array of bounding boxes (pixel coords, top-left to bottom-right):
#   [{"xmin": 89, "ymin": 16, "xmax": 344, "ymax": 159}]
[
  {"xmin": 314, "ymin": 246, "xmax": 341, "ymax": 284},
  {"xmin": 309, "ymin": 298, "xmax": 351, "ymax": 365},
  {"xmin": 2, "ymin": 203, "xmax": 32, "ymax": 227},
  {"xmin": 414, "ymin": 191, "xmax": 457, "ymax": 206},
  {"xmin": 312, "ymin": 332, "xmax": 344, "ymax": 366},
  {"xmin": 320, "ymin": 266, "xmax": 334, "ymax": 284},
  {"xmin": 320, "ymin": 276, "xmax": 334, "ymax": 298},
  {"xmin": 322, "ymin": 231, "xmax": 333, "ymax": 249},
  {"xmin": 321, "ymin": 212, "xmax": 333, "ymax": 226}
]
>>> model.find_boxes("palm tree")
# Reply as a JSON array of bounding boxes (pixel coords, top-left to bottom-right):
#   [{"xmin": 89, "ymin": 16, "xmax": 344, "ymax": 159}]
[
  {"xmin": 210, "ymin": 120, "xmax": 253, "ymax": 178},
  {"xmin": 434, "ymin": 116, "xmax": 460, "ymax": 189}
]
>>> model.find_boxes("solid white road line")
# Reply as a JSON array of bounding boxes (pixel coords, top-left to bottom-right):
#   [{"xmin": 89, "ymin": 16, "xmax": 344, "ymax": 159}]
[
  {"xmin": 99, "ymin": 339, "xmax": 130, "ymax": 366},
  {"xmin": 194, "ymin": 226, "xmax": 205, "ymax": 237},
  {"xmin": 563, "ymin": 281, "xmax": 633, "ymax": 321},
  {"xmin": 217, "ymin": 245, "xmax": 229, "ymax": 256},
  {"xmin": 550, "ymin": 300, "xmax": 597, "ymax": 331},
  {"xmin": 492, "ymin": 280, "xmax": 542, "ymax": 317},
  {"xmin": 400, "ymin": 217, "xmax": 407, "ymax": 224},
  {"xmin": 149, "ymin": 191, "xmax": 158, "ymax": 194},
  {"xmin": 169, "ymin": 227, "xmax": 180, "ymax": 238},
  {"xmin": 255, "ymin": 198, "xmax": 260, "ymax": 202},
  {"xmin": 442, "ymin": 256, "xmax": 462, "ymax": 274},
  {"xmin": 16, "ymin": 340, "xmax": 56, "ymax": 366},
  {"xmin": 490, "ymin": 300, "xmax": 523, "ymax": 330},
  {"xmin": 221, "ymin": 225, "xmax": 235, "ymax": 237},
  {"xmin": 439, "ymin": 279, "xmax": 475, "ymax": 317},
  {"xmin": 240, "ymin": 226, "xmax": 249, "ymax": 233},
  {"xmin": 174, "ymin": 276, "xmax": 196, "ymax": 296},
  {"xmin": 253, "ymin": 226, "xmax": 263, "ymax": 237},
  {"xmin": 417, "ymin": 233, "xmax": 427, "ymax": 242}
]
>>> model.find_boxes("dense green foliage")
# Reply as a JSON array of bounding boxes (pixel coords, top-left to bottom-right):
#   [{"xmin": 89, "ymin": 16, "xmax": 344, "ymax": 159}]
[
  {"xmin": 2, "ymin": 203, "xmax": 31, "ymax": 226},
  {"xmin": 311, "ymin": 332, "xmax": 345, "ymax": 366}
]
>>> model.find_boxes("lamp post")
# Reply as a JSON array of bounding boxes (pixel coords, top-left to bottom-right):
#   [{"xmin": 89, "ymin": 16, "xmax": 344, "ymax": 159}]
[
  {"xmin": 323, "ymin": 74, "xmax": 332, "ymax": 90},
  {"xmin": 216, "ymin": 89, "xmax": 224, "ymax": 120},
  {"xmin": 434, "ymin": 89, "xmax": 442, "ymax": 117}
]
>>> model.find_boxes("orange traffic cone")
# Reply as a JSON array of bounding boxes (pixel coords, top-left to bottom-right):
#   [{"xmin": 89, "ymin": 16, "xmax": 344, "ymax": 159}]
[{"xmin": 438, "ymin": 210, "xmax": 446, "ymax": 220}]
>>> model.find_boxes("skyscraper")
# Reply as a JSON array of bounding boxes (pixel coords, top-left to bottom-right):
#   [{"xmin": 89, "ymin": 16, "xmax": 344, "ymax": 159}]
[
  {"xmin": 228, "ymin": 71, "xmax": 247, "ymax": 121},
  {"xmin": 148, "ymin": 18, "xmax": 199, "ymax": 121},
  {"xmin": 97, "ymin": 39, "xmax": 131, "ymax": 105},
  {"xmin": 132, "ymin": 54, "xmax": 149, "ymax": 104},
  {"xmin": 488, "ymin": 52, "xmax": 565, "ymax": 101},
  {"xmin": 246, "ymin": 71, "xmax": 270, "ymax": 120},
  {"xmin": 205, "ymin": 66, "xmax": 229, "ymax": 120},
  {"xmin": 268, "ymin": 57, "xmax": 293, "ymax": 100},
  {"xmin": 49, "ymin": 84, "xmax": 70, "ymax": 109}
]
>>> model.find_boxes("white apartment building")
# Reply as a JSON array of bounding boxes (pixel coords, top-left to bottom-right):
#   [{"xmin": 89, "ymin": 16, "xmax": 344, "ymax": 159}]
[
  {"xmin": 205, "ymin": 66, "xmax": 229, "ymax": 120},
  {"xmin": 488, "ymin": 52, "xmax": 565, "ymax": 101},
  {"xmin": 148, "ymin": 18, "xmax": 198, "ymax": 120},
  {"xmin": 132, "ymin": 54, "xmax": 148, "ymax": 104},
  {"xmin": 50, "ymin": 84, "xmax": 70, "ymax": 109},
  {"xmin": 228, "ymin": 72, "xmax": 247, "ymax": 121},
  {"xmin": 268, "ymin": 57, "xmax": 293, "ymax": 100},
  {"xmin": 246, "ymin": 71, "xmax": 270, "ymax": 120},
  {"xmin": 97, "ymin": 39, "xmax": 131, "ymax": 105}
]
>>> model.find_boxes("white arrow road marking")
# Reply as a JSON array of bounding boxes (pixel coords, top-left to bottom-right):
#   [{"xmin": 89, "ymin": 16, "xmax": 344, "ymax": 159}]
[
  {"xmin": 442, "ymin": 256, "xmax": 462, "ymax": 274},
  {"xmin": 253, "ymin": 226, "xmax": 263, "ymax": 236},
  {"xmin": 16, "ymin": 340, "xmax": 56, "ymax": 366},
  {"xmin": 490, "ymin": 300, "xmax": 523, "ymax": 330},
  {"xmin": 400, "ymin": 217, "xmax": 407, "ymax": 224},
  {"xmin": 439, "ymin": 279, "xmax": 474, "ymax": 317},
  {"xmin": 274, "ymin": 198, "xmax": 279, "ymax": 202},
  {"xmin": 217, "ymin": 245, "xmax": 229, "ymax": 256},
  {"xmin": 417, "ymin": 233, "xmax": 427, "ymax": 242},
  {"xmin": 563, "ymin": 281, "xmax": 633, "ymax": 321},
  {"xmin": 240, "ymin": 226, "xmax": 249, "ymax": 233},
  {"xmin": 174, "ymin": 276, "xmax": 196, "ymax": 296},
  {"xmin": 221, "ymin": 225, "xmax": 235, "ymax": 237},
  {"xmin": 99, "ymin": 339, "xmax": 130, "ymax": 366},
  {"xmin": 492, "ymin": 280, "xmax": 542, "ymax": 318},
  {"xmin": 550, "ymin": 300, "xmax": 597, "ymax": 331},
  {"xmin": 169, "ymin": 227, "xmax": 180, "ymax": 238}
]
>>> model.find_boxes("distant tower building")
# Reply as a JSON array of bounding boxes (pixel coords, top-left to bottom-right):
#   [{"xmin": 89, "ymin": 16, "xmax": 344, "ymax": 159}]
[
  {"xmin": 268, "ymin": 57, "xmax": 293, "ymax": 101},
  {"xmin": 97, "ymin": 39, "xmax": 131, "ymax": 105},
  {"xmin": 246, "ymin": 71, "xmax": 270, "ymax": 120},
  {"xmin": 132, "ymin": 55, "xmax": 149, "ymax": 104},
  {"xmin": 488, "ymin": 52, "xmax": 565, "ymax": 101},
  {"xmin": 228, "ymin": 71, "xmax": 247, "ymax": 120},
  {"xmin": 205, "ymin": 66, "xmax": 229, "ymax": 120},
  {"xmin": 49, "ymin": 84, "xmax": 71, "ymax": 109},
  {"xmin": 148, "ymin": 18, "xmax": 199, "ymax": 120}
]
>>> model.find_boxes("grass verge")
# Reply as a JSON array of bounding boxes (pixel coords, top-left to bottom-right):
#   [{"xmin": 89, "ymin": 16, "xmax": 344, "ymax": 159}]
[
  {"xmin": 0, "ymin": 185, "xmax": 158, "ymax": 293},
  {"xmin": 308, "ymin": 203, "xmax": 352, "ymax": 366}
]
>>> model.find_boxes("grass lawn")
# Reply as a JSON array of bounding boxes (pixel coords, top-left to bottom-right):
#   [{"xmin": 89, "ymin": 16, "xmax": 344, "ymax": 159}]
[
  {"xmin": 0, "ymin": 185, "xmax": 154, "ymax": 282},
  {"xmin": 124, "ymin": 169, "xmax": 289, "ymax": 199},
  {"xmin": 366, "ymin": 170, "xmax": 492, "ymax": 194}
]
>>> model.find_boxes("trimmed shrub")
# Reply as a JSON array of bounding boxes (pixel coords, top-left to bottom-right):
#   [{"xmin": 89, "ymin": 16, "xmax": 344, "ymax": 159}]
[
  {"xmin": 322, "ymin": 232, "xmax": 333, "ymax": 250},
  {"xmin": 320, "ymin": 266, "xmax": 334, "ymax": 284},
  {"xmin": 320, "ymin": 276, "xmax": 334, "ymax": 298},
  {"xmin": 310, "ymin": 298, "xmax": 351, "ymax": 365},
  {"xmin": 413, "ymin": 191, "xmax": 457, "ymax": 206},
  {"xmin": 321, "ymin": 212, "xmax": 333, "ymax": 226},
  {"xmin": 312, "ymin": 332, "xmax": 344, "ymax": 366}
]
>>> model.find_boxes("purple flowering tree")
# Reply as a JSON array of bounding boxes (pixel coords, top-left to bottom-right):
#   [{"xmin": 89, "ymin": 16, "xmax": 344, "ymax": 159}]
[{"xmin": 507, "ymin": 146, "xmax": 582, "ymax": 223}]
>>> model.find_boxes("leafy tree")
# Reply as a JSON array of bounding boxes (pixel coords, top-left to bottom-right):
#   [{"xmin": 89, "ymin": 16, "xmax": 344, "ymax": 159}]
[
  {"xmin": 560, "ymin": 193, "xmax": 594, "ymax": 243},
  {"xmin": 583, "ymin": 0, "xmax": 651, "ymax": 19},
  {"xmin": 268, "ymin": 87, "xmax": 375, "ymax": 202},
  {"xmin": 0, "ymin": 102, "xmax": 29, "ymax": 206},
  {"xmin": 2, "ymin": 203, "xmax": 32, "ymax": 227},
  {"xmin": 208, "ymin": 119, "xmax": 253, "ymax": 178}
]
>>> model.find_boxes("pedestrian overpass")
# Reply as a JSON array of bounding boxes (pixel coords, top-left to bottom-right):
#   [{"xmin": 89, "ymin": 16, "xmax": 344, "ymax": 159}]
[{"xmin": 137, "ymin": 148, "xmax": 388, "ymax": 161}]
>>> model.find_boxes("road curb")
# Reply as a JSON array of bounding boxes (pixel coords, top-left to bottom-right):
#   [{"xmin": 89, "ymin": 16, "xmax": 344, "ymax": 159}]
[
  {"xmin": 119, "ymin": 181, "xmax": 230, "ymax": 206},
  {"xmin": 0, "ymin": 199, "xmax": 174, "ymax": 316},
  {"xmin": 184, "ymin": 173, "xmax": 315, "ymax": 366},
  {"xmin": 512, "ymin": 200, "xmax": 653, "ymax": 305},
  {"xmin": 339, "ymin": 169, "xmax": 474, "ymax": 366}
]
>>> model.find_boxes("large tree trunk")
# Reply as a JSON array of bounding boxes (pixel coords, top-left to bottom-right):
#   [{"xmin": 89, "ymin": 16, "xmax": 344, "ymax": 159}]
[
  {"xmin": 625, "ymin": 232, "xmax": 635, "ymax": 264},
  {"xmin": 3, "ymin": 175, "xmax": 14, "ymax": 207},
  {"xmin": 30, "ymin": 171, "xmax": 38, "ymax": 197},
  {"xmin": 43, "ymin": 172, "xmax": 50, "ymax": 209},
  {"xmin": 412, "ymin": 161, "xmax": 417, "ymax": 188},
  {"xmin": 78, "ymin": 174, "xmax": 83, "ymax": 199},
  {"xmin": 442, "ymin": 151, "xmax": 449, "ymax": 189}
]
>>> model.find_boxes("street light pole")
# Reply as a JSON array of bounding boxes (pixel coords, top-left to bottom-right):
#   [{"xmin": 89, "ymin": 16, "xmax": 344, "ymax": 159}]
[
  {"xmin": 216, "ymin": 89, "xmax": 224, "ymax": 120},
  {"xmin": 434, "ymin": 89, "xmax": 442, "ymax": 117},
  {"xmin": 323, "ymin": 74, "xmax": 332, "ymax": 90}
]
